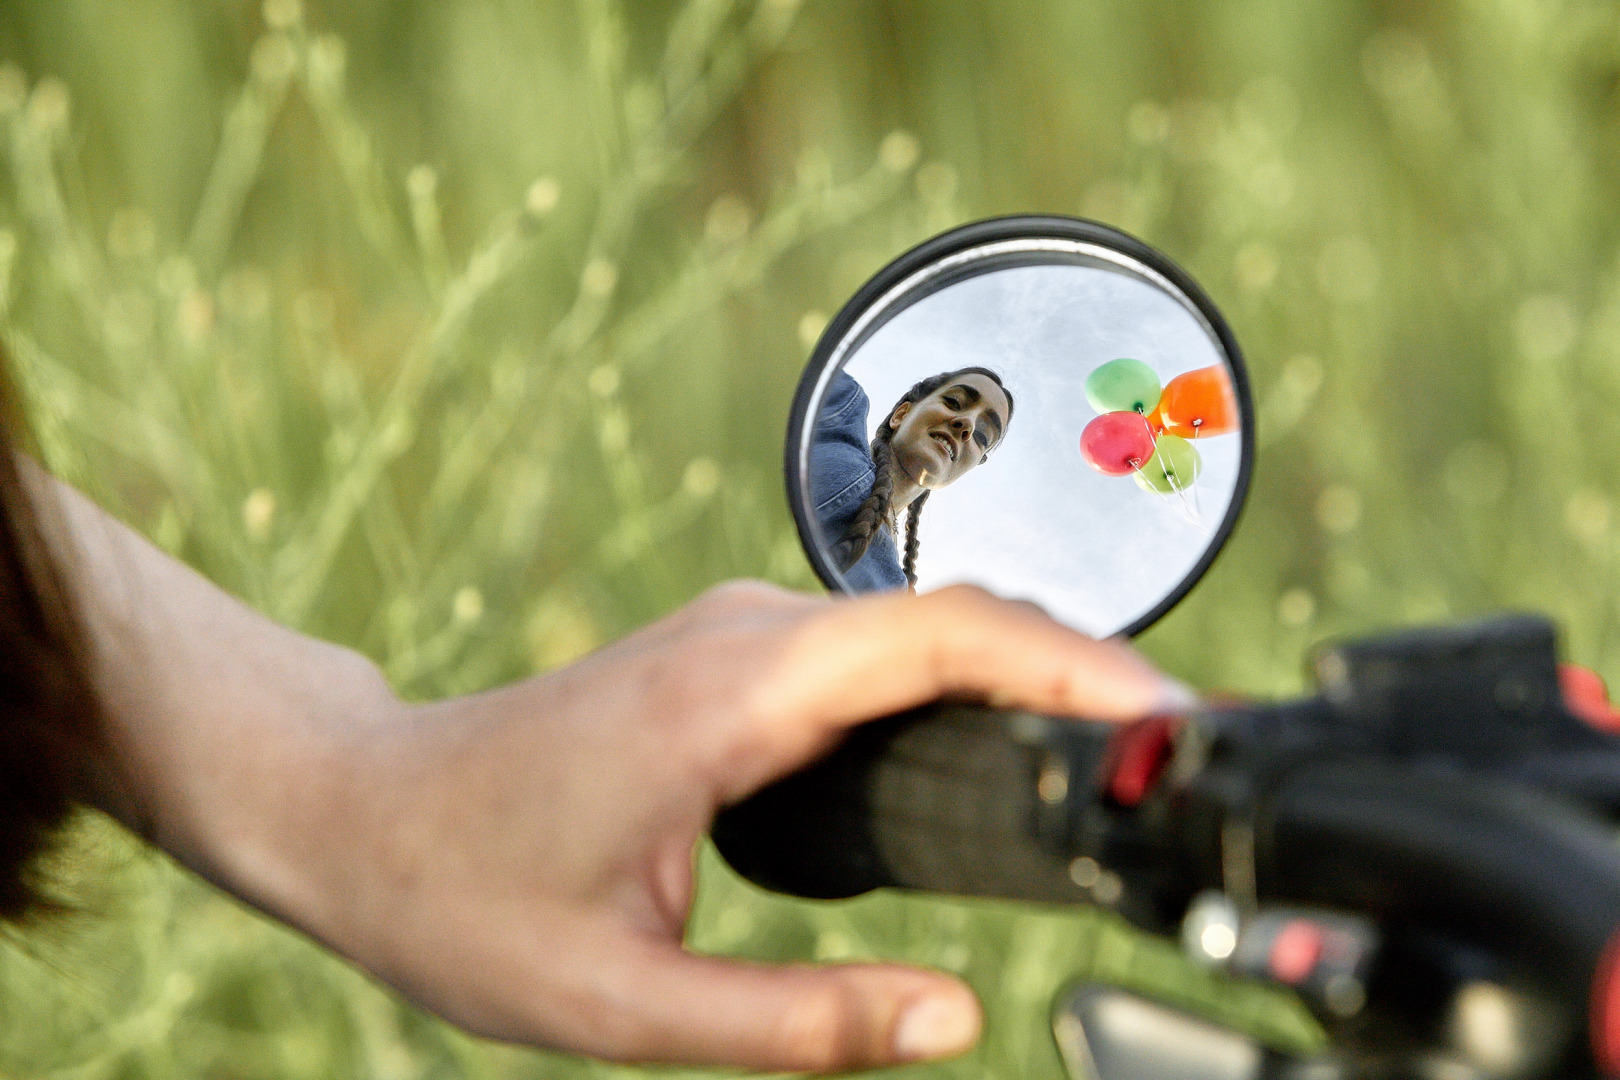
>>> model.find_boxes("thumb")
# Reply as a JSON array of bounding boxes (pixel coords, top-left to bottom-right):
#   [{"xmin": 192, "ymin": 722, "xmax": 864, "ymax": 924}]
[{"xmin": 593, "ymin": 940, "xmax": 982, "ymax": 1071}]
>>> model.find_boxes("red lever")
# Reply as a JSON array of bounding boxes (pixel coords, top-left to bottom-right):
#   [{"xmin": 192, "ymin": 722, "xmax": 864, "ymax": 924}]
[
  {"xmin": 1593, "ymin": 927, "xmax": 1620, "ymax": 1076},
  {"xmin": 1561, "ymin": 664, "xmax": 1620, "ymax": 733},
  {"xmin": 1104, "ymin": 715, "xmax": 1180, "ymax": 807}
]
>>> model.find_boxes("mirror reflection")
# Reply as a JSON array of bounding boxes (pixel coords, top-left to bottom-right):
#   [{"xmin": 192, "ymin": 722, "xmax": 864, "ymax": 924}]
[
  {"xmin": 798, "ymin": 243, "xmax": 1247, "ymax": 638},
  {"xmin": 815, "ymin": 366, "xmax": 1014, "ymax": 591}
]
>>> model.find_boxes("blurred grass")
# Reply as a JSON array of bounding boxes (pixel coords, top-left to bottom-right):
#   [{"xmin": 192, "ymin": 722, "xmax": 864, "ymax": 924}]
[{"xmin": 3, "ymin": 0, "xmax": 1620, "ymax": 1076}]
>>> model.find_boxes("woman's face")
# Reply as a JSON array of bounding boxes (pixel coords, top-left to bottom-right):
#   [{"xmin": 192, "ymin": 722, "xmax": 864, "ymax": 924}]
[{"xmin": 887, "ymin": 373, "xmax": 1011, "ymax": 489}]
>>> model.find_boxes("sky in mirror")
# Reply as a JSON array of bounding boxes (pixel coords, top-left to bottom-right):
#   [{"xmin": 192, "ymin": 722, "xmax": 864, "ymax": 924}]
[{"xmin": 821, "ymin": 260, "xmax": 1241, "ymax": 637}]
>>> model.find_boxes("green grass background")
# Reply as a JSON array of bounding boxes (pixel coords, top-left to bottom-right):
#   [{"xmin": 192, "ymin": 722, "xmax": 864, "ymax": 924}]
[{"xmin": 2, "ymin": 0, "xmax": 1619, "ymax": 1076}]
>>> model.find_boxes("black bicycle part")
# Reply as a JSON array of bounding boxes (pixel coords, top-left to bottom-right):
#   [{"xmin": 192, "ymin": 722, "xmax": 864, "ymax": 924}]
[{"xmin": 712, "ymin": 614, "xmax": 1620, "ymax": 1077}]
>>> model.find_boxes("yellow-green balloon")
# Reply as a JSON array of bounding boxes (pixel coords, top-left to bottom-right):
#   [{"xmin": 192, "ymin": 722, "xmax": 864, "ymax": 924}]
[
  {"xmin": 1133, "ymin": 435, "xmax": 1202, "ymax": 494},
  {"xmin": 1086, "ymin": 358, "xmax": 1162, "ymax": 415}
]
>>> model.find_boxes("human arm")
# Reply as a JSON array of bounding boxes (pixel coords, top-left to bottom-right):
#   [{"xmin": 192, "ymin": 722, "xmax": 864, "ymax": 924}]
[
  {"xmin": 37, "ymin": 464, "xmax": 1190, "ymax": 1071},
  {"xmin": 808, "ymin": 373, "xmax": 909, "ymax": 591}
]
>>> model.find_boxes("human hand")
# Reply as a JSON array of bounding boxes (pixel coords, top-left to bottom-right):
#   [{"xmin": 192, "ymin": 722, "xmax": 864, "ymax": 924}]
[
  {"xmin": 49, "ymin": 469, "xmax": 1185, "ymax": 1072},
  {"xmin": 303, "ymin": 581, "xmax": 1190, "ymax": 1071}
]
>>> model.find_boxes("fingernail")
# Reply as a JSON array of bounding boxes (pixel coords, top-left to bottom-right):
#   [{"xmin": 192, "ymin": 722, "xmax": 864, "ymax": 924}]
[
  {"xmin": 1154, "ymin": 677, "xmax": 1200, "ymax": 712},
  {"xmin": 893, "ymin": 991, "xmax": 981, "ymax": 1061},
  {"xmin": 1103, "ymin": 636, "xmax": 1200, "ymax": 715}
]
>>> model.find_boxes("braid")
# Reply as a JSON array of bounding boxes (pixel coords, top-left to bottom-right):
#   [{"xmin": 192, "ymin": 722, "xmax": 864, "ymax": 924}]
[
  {"xmin": 901, "ymin": 491, "xmax": 928, "ymax": 590},
  {"xmin": 834, "ymin": 365, "xmax": 1015, "ymax": 582},
  {"xmin": 833, "ymin": 431, "xmax": 897, "ymax": 572}
]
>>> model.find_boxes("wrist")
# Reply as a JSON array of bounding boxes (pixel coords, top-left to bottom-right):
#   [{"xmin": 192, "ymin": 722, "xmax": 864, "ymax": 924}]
[
  {"xmin": 245, "ymin": 662, "xmax": 409, "ymax": 951},
  {"xmin": 126, "ymin": 646, "xmax": 407, "ymax": 957}
]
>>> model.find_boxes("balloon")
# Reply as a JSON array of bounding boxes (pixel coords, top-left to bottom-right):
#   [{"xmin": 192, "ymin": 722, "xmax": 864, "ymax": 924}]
[
  {"xmin": 1133, "ymin": 434, "xmax": 1202, "ymax": 493},
  {"xmin": 1145, "ymin": 399, "xmax": 1169, "ymax": 435},
  {"xmin": 1157, "ymin": 365, "xmax": 1238, "ymax": 438},
  {"xmin": 1085, "ymin": 358, "xmax": 1162, "ymax": 416},
  {"xmin": 1080, "ymin": 412, "xmax": 1157, "ymax": 476}
]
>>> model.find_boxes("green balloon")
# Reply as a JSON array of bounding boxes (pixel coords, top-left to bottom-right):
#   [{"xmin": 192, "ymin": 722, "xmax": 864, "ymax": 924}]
[
  {"xmin": 1086, "ymin": 358, "xmax": 1162, "ymax": 415},
  {"xmin": 1133, "ymin": 435, "xmax": 1202, "ymax": 494}
]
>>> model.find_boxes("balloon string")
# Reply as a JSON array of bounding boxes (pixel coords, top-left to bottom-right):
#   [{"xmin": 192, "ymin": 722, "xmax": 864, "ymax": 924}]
[
  {"xmin": 1175, "ymin": 490, "xmax": 1212, "ymax": 535},
  {"xmin": 1168, "ymin": 466, "xmax": 1213, "ymax": 534},
  {"xmin": 1169, "ymin": 472, "xmax": 1196, "ymax": 520},
  {"xmin": 1132, "ymin": 459, "xmax": 1212, "ymax": 536},
  {"xmin": 1179, "ymin": 466, "xmax": 1218, "ymax": 531}
]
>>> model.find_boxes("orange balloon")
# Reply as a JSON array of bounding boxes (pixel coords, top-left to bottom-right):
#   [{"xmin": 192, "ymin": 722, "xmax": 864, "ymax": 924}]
[{"xmin": 1157, "ymin": 365, "xmax": 1238, "ymax": 438}]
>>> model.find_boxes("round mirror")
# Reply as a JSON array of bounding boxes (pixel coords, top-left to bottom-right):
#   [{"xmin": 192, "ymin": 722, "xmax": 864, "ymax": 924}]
[{"xmin": 787, "ymin": 216, "xmax": 1253, "ymax": 638}]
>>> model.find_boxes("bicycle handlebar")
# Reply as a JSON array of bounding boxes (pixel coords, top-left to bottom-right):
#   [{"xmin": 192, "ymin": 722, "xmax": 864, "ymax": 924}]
[{"xmin": 710, "ymin": 616, "xmax": 1620, "ymax": 1077}]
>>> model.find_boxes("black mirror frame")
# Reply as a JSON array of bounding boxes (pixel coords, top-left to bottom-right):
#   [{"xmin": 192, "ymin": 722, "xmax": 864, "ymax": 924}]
[{"xmin": 784, "ymin": 213, "xmax": 1255, "ymax": 638}]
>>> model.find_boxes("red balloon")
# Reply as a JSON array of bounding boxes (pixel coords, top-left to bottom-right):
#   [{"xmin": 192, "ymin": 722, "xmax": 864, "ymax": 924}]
[
  {"xmin": 1157, "ymin": 365, "xmax": 1238, "ymax": 438},
  {"xmin": 1081, "ymin": 411, "xmax": 1156, "ymax": 476}
]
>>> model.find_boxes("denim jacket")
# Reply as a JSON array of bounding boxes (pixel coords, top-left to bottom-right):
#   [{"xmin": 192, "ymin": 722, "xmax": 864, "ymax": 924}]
[{"xmin": 807, "ymin": 372, "xmax": 908, "ymax": 592}]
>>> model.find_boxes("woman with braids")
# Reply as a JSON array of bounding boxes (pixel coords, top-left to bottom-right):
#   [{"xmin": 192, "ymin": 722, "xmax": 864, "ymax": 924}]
[
  {"xmin": 810, "ymin": 367, "xmax": 1014, "ymax": 591},
  {"xmin": 0, "ymin": 349, "xmax": 1183, "ymax": 1071}
]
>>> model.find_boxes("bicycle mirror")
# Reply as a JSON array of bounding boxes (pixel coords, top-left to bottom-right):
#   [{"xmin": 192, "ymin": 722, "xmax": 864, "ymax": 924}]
[{"xmin": 786, "ymin": 215, "xmax": 1253, "ymax": 637}]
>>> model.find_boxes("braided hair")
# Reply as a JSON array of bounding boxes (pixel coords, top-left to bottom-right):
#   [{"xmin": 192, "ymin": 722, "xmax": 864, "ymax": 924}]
[{"xmin": 833, "ymin": 367, "xmax": 1013, "ymax": 590}]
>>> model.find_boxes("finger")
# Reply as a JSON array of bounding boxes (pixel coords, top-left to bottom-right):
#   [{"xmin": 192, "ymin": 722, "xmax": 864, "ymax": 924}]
[
  {"xmin": 613, "ymin": 579, "xmax": 821, "ymax": 655},
  {"xmin": 585, "ymin": 942, "xmax": 981, "ymax": 1071},
  {"xmin": 759, "ymin": 584, "xmax": 1194, "ymax": 743}
]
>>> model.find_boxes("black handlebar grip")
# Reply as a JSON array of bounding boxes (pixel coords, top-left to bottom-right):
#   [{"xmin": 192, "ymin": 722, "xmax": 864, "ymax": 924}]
[{"xmin": 711, "ymin": 701, "xmax": 1116, "ymax": 904}]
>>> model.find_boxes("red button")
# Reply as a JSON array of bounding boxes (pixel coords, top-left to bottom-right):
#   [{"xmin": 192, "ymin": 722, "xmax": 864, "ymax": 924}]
[{"xmin": 1269, "ymin": 919, "xmax": 1324, "ymax": 986}]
